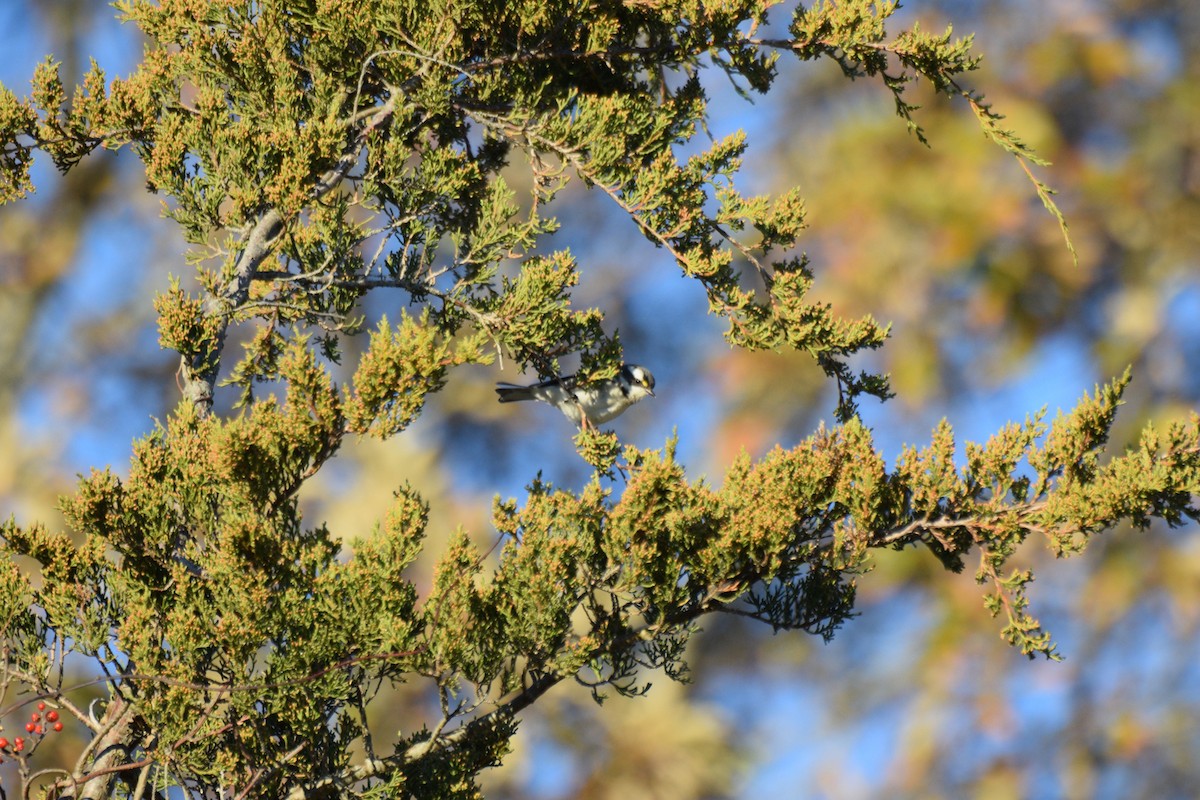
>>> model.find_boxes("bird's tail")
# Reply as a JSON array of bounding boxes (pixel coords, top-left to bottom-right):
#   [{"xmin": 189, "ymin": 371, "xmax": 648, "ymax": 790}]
[{"xmin": 495, "ymin": 384, "xmax": 535, "ymax": 403}]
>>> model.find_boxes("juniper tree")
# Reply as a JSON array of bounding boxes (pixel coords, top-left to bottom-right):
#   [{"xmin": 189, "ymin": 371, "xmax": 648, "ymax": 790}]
[{"xmin": 1, "ymin": 1, "xmax": 1197, "ymax": 798}]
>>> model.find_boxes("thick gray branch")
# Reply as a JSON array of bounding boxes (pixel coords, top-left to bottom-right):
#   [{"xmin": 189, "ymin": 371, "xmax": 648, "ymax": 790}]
[
  {"xmin": 72, "ymin": 695, "xmax": 135, "ymax": 800},
  {"xmin": 285, "ymin": 672, "xmax": 558, "ymax": 800},
  {"xmin": 179, "ymin": 95, "xmax": 397, "ymax": 414}
]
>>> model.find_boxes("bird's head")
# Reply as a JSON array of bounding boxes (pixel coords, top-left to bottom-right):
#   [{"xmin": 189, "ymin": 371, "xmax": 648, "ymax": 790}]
[{"xmin": 622, "ymin": 364, "xmax": 655, "ymax": 399}]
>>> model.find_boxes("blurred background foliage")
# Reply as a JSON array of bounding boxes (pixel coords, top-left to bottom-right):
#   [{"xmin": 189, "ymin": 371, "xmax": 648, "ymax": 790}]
[{"xmin": 1, "ymin": 1, "xmax": 1198, "ymax": 798}]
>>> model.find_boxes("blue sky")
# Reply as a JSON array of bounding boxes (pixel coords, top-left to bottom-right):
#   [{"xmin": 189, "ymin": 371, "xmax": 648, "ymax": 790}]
[{"xmin": 2, "ymin": 4, "xmax": 1198, "ymax": 798}]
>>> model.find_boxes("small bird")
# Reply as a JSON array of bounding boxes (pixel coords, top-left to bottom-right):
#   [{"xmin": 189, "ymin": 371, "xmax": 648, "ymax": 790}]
[{"xmin": 496, "ymin": 364, "xmax": 656, "ymax": 427}]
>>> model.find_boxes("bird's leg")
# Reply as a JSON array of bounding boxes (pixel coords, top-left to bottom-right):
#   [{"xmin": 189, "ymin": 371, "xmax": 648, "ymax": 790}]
[{"xmin": 573, "ymin": 393, "xmax": 591, "ymax": 430}]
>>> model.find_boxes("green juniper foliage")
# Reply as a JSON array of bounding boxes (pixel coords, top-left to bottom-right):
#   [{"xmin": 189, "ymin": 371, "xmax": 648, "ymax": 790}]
[{"xmin": 0, "ymin": 0, "xmax": 1196, "ymax": 797}]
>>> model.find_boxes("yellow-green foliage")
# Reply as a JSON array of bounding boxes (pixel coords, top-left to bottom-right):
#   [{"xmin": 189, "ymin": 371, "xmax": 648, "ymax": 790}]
[{"xmin": 0, "ymin": 0, "xmax": 1195, "ymax": 797}]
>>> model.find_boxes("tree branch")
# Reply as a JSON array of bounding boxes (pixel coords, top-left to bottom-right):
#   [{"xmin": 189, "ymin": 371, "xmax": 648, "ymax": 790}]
[
  {"xmin": 73, "ymin": 694, "xmax": 136, "ymax": 800},
  {"xmin": 179, "ymin": 93, "xmax": 398, "ymax": 414}
]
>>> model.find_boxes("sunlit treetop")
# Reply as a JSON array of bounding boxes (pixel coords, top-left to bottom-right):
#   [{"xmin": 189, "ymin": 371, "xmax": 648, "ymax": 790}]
[{"xmin": 0, "ymin": 0, "xmax": 1068, "ymax": 418}]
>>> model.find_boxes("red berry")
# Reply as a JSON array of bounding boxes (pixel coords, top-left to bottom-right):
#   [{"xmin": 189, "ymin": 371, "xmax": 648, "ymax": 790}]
[
  {"xmin": 30, "ymin": 713, "xmax": 39, "ymax": 723},
  {"xmin": 24, "ymin": 723, "xmax": 34, "ymax": 733},
  {"xmin": 53, "ymin": 722, "xmax": 63, "ymax": 732},
  {"xmin": 46, "ymin": 710, "xmax": 58, "ymax": 722},
  {"xmin": 13, "ymin": 738, "xmax": 24, "ymax": 751},
  {"xmin": 36, "ymin": 702, "xmax": 45, "ymax": 711},
  {"xmin": 33, "ymin": 726, "xmax": 43, "ymax": 736},
  {"xmin": 0, "ymin": 737, "xmax": 8, "ymax": 749}
]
